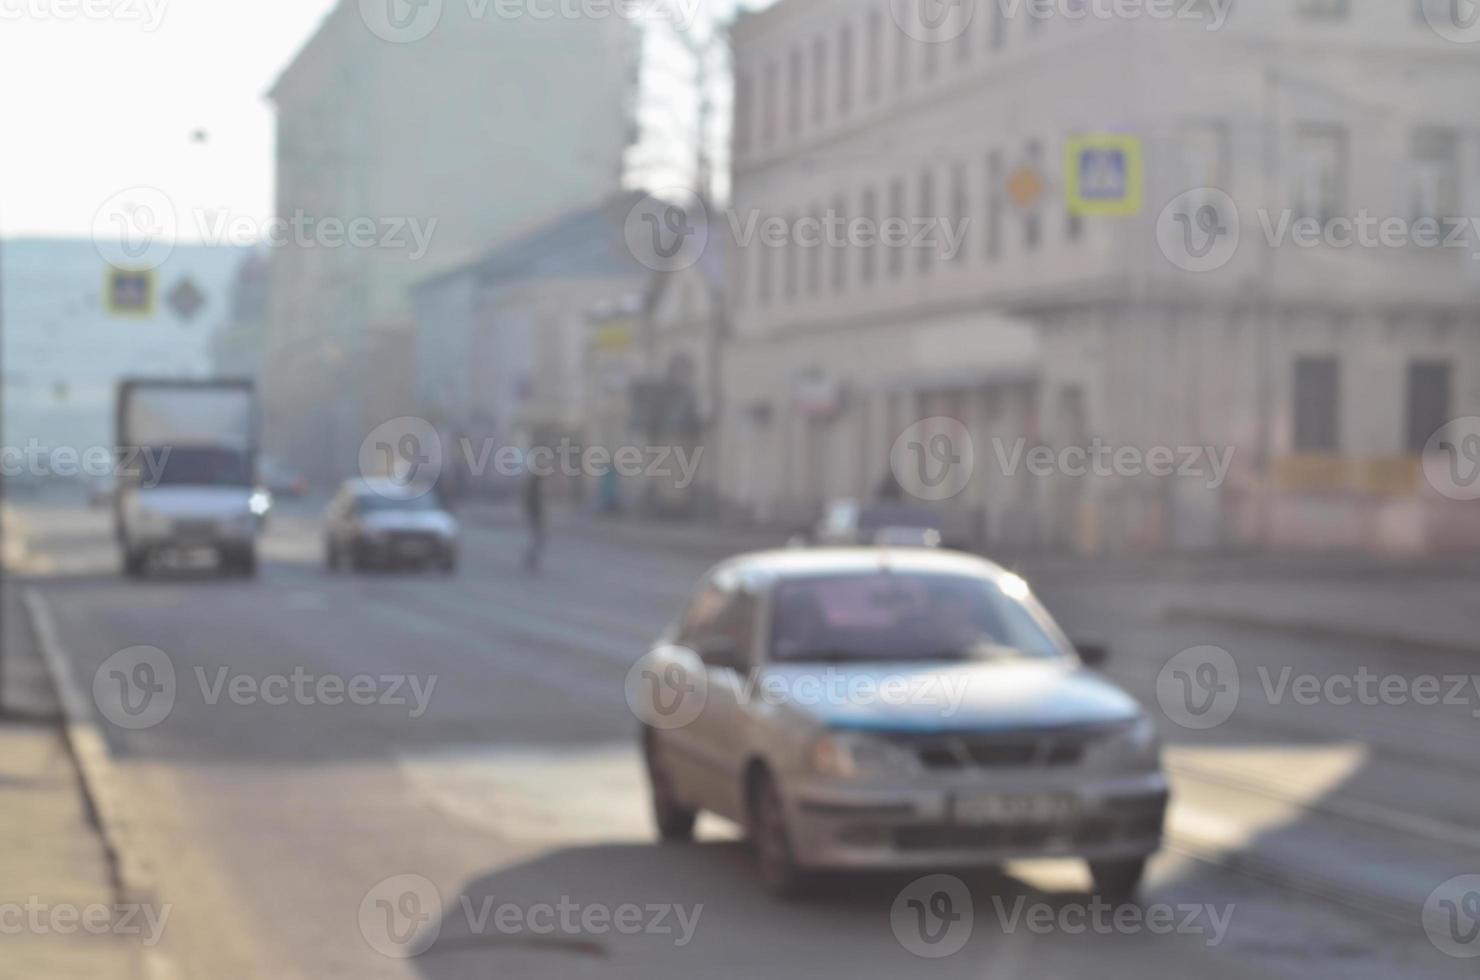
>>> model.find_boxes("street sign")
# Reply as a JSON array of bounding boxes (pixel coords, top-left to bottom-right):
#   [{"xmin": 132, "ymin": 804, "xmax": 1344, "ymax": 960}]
[
  {"xmin": 167, "ymin": 276, "xmax": 207, "ymax": 322},
  {"xmin": 106, "ymin": 267, "xmax": 155, "ymax": 317},
  {"xmin": 1065, "ymin": 134, "xmax": 1144, "ymax": 216}
]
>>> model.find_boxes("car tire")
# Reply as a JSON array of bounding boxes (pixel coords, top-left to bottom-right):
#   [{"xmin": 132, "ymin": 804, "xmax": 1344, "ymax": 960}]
[
  {"xmin": 122, "ymin": 548, "xmax": 146, "ymax": 579},
  {"xmin": 350, "ymin": 543, "xmax": 369, "ymax": 574},
  {"xmin": 643, "ymin": 729, "xmax": 697, "ymax": 842},
  {"xmin": 748, "ymin": 769, "xmax": 808, "ymax": 897},
  {"xmin": 439, "ymin": 551, "xmax": 458, "ymax": 575},
  {"xmin": 238, "ymin": 547, "xmax": 258, "ymax": 578},
  {"xmin": 325, "ymin": 541, "xmax": 340, "ymax": 573},
  {"xmin": 1089, "ymin": 858, "xmax": 1147, "ymax": 901}
]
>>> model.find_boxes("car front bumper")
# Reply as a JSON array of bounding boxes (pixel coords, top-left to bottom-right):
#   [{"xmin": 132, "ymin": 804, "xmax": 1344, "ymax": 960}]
[{"xmin": 783, "ymin": 769, "xmax": 1169, "ymax": 870}]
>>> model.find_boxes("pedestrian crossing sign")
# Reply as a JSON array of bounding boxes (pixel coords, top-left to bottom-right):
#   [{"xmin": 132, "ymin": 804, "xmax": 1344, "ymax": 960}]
[
  {"xmin": 1065, "ymin": 134, "xmax": 1143, "ymax": 216},
  {"xmin": 106, "ymin": 267, "xmax": 155, "ymax": 317}
]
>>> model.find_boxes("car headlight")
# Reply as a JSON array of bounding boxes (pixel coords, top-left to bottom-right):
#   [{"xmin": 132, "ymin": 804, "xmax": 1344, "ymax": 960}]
[
  {"xmin": 1086, "ymin": 717, "xmax": 1161, "ymax": 770},
  {"xmin": 807, "ymin": 731, "xmax": 919, "ymax": 779}
]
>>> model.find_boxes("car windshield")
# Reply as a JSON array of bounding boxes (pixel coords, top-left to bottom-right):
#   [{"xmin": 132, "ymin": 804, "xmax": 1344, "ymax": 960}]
[
  {"xmin": 770, "ymin": 572, "xmax": 1070, "ymax": 664},
  {"xmin": 357, "ymin": 492, "xmax": 443, "ymax": 514},
  {"xmin": 151, "ymin": 448, "xmax": 251, "ymax": 488}
]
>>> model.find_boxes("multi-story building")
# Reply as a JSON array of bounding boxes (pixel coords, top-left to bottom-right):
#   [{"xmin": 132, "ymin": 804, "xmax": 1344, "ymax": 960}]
[
  {"xmin": 721, "ymin": 0, "xmax": 1480, "ymax": 554},
  {"xmin": 264, "ymin": 0, "xmax": 638, "ymax": 484},
  {"xmin": 210, "ymin": 252, "xmax": 270, "ymax": 380}
]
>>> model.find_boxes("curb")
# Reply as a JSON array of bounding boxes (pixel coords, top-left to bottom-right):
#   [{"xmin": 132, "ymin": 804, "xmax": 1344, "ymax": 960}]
[
  {"xmin": 1162, "ymin": 605, "xmax": 1480, "ymax": 657},
  {"xmin": 22, "ymin": 588, "xmax": 181, "ymax": 980}
]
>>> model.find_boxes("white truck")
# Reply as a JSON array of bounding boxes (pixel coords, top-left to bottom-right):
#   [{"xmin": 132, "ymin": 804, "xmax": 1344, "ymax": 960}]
[{"xmin": 114, "ymin": 379, "xmax": 267, "ymax": 578}]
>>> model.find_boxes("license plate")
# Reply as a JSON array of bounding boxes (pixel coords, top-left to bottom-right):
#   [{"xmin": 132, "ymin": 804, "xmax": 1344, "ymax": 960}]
[
  {"xmin": 396, "ymin": 540, "xmax": 432, "ymax": 556},
  {"xmin": 953, "ymin": 793, "xmax": 1078, "ymax": 825}
]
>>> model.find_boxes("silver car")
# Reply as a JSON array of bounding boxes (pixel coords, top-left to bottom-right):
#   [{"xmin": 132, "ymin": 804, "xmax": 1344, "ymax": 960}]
[
  {"xmin": 637, "ymin": 548, "xmax": 1168, "ymax": 898},
  {"xmin": 324, "ymin": 479, "xmax": 459, "ymax": 573}
]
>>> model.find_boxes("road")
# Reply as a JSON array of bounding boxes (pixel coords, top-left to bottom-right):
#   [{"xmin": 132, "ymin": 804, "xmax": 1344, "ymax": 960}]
[{"xmin": 9, "ymin": 494, "xmax": 1479, "ymax": 978}]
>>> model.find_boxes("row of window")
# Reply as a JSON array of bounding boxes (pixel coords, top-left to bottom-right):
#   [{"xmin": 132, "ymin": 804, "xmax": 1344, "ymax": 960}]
[
  {"xmin": 732, "ymin": 147, "xmax": 1082, "ymax": 312},
  {"xmin": 1294, "ymin": 356, "xmax": 1453, "ymax": 455},
  {"xmin": 734, "ymin": 1, "xmax": 1455, "ymax": 160}
]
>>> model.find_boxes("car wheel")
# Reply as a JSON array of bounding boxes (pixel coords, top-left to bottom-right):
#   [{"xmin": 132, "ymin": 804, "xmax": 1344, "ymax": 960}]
[
  {"xmin": 325, "ymin": 540, "xmax": 340, "ymax": 573},
  {"xmin": 350, "ymin": 543, "xmax": 368, "ymax": 574},
  {"xmin": 1089, "ymin": 858, "xmax": 1147, "ymax": 901},
  {"xmin": 439, "ymin": 551, "xmax": 458, "ymax": 575},
  {"xmin": 748, "ymin": 769, "xmax": 807, "ymax": 897},
  {"xmin": 237, "ymin": 547, "xmax": 258, "ymax": 579},
  {"xmin": 122, "ymin": 548, "xmax": 145, "ymax": 579},
  {"xmin": 643, "ymin": 729, "xmax": 696, "ymax": 842}
]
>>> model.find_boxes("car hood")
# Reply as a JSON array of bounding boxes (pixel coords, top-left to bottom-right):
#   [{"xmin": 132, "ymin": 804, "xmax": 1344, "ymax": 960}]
[
  {"xmin": 758, "ymin": 660, "xmax": 1142, "ymax": 733},
  {"xmin": 131, "ymin": 486, "xmax": 254, "ymax": 519},
  {"xmin": 361, "ymin": 511, "xmax": 458, "ymax": 536}
]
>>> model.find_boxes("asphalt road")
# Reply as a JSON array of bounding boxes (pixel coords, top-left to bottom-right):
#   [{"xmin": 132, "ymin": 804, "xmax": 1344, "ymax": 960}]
[{"xmin": 10, "ymin": 495, "xmax": 1480, "ymax": 979}]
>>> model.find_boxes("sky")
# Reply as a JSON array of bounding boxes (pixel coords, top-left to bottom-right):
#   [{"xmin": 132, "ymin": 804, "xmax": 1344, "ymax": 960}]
[{"xmin": 0, "ymin": 0, "xmax": 767, "ymax": 241}]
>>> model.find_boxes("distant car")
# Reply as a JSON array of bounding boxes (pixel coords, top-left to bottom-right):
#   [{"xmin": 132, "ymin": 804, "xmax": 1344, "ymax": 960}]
[
  {"xmin": 792, "ymin": 498, "xmax": 945, "ymax": 548},
  {"xmin": 86, "ymin": 472, "xmax": 117, "ymax": 508},
  {"xmin": 324, "ymin": 479, "xmax": 458, "ymax": 573},
  {"xmin": 260, "ymin": 458, "xmax": 308, "ymax": 498},
  {"xmin": 636, "ymin": 548, "xmax": 1167, "ymax": 899}
]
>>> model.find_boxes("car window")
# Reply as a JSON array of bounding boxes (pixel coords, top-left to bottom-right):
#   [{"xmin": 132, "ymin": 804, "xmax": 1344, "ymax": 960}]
[{"xmin": 770, "ymin": 572, "xmax": 1070, "ymax": 664}]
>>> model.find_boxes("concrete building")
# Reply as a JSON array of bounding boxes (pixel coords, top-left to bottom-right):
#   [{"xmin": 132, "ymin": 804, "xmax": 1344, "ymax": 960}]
[
  {"xmin": 410, "ymin": 192, "xmax": 653, "ymax": 499},
  {"xmin": 263, "ymin": 0, "xmax": 639, "ymax": 485},
  {"xmin": 1, "ymin": 238, "xmax": 245, "ymax": 480},
  {"xmin": 210, "ymin": 252, "xmax": 270, "ymax": 380},
  {"xmin": 721, "ymin": 0, "xmax": 1480, "ymax": 554}
]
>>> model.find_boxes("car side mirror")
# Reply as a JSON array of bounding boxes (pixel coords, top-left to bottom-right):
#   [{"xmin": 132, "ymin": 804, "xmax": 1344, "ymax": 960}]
[
  {"xmin": 1075, "ymin": 640, "xmax": 1110, "ymax": 668},
  {"xmin": 696, "ymin": 635, "xmax": 744, "ymax": 672}
]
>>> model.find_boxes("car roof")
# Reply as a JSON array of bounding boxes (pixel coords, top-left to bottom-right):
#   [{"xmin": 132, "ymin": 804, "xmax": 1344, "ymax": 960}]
[
  {"xmin": 343, "ymin": 477, "xmax": 437, "ymax": 499},
  {"xmin": 715, "ymin": 548, "xmax": 1014, "ymax": 590}
]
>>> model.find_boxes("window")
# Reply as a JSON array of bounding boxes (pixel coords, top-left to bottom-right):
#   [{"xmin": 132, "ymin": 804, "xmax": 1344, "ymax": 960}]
[
  {"xmin": 761, "ymin": 62, "xmax": 778, "ymax": 146},
  {"xmin": 831, "ymin": 194, "xmax": 848, "ymax": 292},
  {"xmin": 1293, "ymin": 124, "xmax": 1347, "ymax": 224},
  {"xmin": 1411, "ymin": 127, "xmax": 1459, "ymax": 222},
  {"xmin": 860, "ymin": 187, "xmax": 879, "ymax": 284},
  {"xmin": 895, "ymin": 27, "xmax": 910, "ymax": 92},
  {"xmin": 888, "ymin": 178, "xmax": 906, "ymax": 278},
  {"xmin": 812, "ymin": 37, "xmax": 828, "ymax": 127},
  {"xmin": 1407, "ymin": 361, "xmax": 1452, "ymax": 454},
  {"xmin": 1297, "ymin": 0, "xmax": 1349, "ymax": 18},
  {"xmin": 732, "ymin": 241, "xmax": 747, "ymax": 311},
  {"xmin": 1022, "ymin": 141, "xmax": 1042, "ymax": 252},
  {"xmin": 985, "ymin": 150, "xmax": 1003, "ymax": 261},
  {"xmin": 838, "ymin": 24, "xmax": 854, "ymax": 117},
  {"xmin": 950, "ymin": 162, "xmax": 969, "ymax": 262},
  {"xmin": 1293, "ymin": 356, "xmax": 1341, "ymax": 453},
  {"xmin": 1182, "ymin": 121, "xmax": 1229, "ymax": 191},
  {"xmin": 807, "ymin": 204, "xmax": 824, "ymax": 296},
  {"xmin": 757, "ymin": 230, "xmax": 773, "ymax": 306},
  {"xmin": 783, "ymin": 211, "xmax": 799, "ymax": 301},
  {"xmin": 734, "ymin": 73, "xmax": 753, "ymax": 154},
  {"xmin": 787, "ymin": 48, "xmax": 803, "ymax": 137},
  {"xmin": 918, "ymin": 170, "xmax": 936, "ymax": 275},
  {"xmin": 867, "ymin": 10, "xmax": 883, "ymax": 104}
]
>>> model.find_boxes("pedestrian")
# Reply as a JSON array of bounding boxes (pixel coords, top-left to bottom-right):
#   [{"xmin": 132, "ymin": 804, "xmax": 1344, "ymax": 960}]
[{"xmin": 523, "ymin": 471, "xmax": 546, "ymax": 573}]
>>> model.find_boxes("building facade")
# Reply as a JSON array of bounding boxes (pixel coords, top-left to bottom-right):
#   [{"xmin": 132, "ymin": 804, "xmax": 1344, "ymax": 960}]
[
  {"xmin": 263, "ymin": 0, "xmax": 638, "ymax": 485},
  {"xmin": 721, "ymin": 0, "xmax": 1480, "ymax": 554}
]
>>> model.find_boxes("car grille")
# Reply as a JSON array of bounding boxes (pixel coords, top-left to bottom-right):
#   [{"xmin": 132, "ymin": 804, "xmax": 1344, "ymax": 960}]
[
  {"xmin": 172, "ymin": 520, "xmax": 219, "ymax": 538},
  {"xmin": 892, "ymin": 811, "xmax": 1165, "ymax": 853},
  {"xmin": 885, "ymin": 723, "xmax": 1132, "ymax": 771},
  {"xmin": 387, "ymin": 532, "xmax": 441, "ymax": 549}
]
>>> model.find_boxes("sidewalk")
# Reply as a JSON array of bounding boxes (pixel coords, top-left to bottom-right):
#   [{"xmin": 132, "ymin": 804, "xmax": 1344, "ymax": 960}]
[{"xmin": 0, "ymin": 582, "xmax": 145, "ymax": 979}]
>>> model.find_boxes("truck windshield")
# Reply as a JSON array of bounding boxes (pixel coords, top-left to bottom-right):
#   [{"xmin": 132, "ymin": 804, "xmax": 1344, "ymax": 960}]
[
  {"xmin": 770, "ymin": 572, "xmax": 1070, "ymax": 665},
  {"xmin": 151, "ymin": 448, "xmax": 251, "ymax": 488}
]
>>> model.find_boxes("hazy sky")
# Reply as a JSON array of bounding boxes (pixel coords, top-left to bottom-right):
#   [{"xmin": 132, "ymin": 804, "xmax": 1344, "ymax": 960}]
[{"xmin": 1, "ymin": 0, "xmax": 765, "ymax": 241}]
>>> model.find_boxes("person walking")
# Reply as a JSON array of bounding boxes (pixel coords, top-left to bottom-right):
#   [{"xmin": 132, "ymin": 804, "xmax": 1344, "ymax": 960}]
[{"xmin": 523, "ymin": 472, "xmax": 546, "ymax": 573}]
